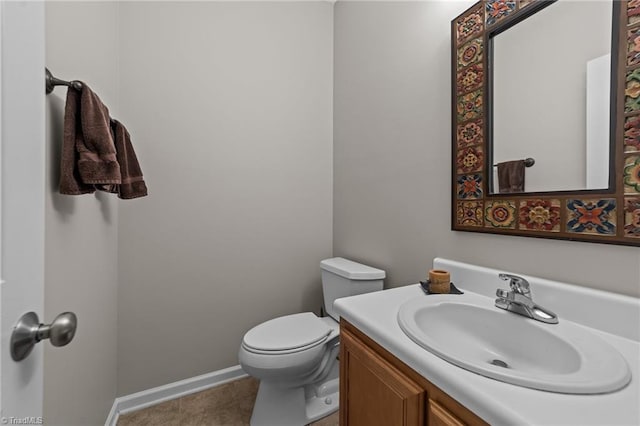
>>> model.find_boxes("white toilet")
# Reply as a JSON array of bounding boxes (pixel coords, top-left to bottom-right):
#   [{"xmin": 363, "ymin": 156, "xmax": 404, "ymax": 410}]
[{"xmin": 238, "ymin": 257, "xmax": 385, "ymax": 426}]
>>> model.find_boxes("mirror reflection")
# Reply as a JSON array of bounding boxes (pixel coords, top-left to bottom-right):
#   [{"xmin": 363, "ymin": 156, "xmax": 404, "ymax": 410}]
[{"xmin": 490, "ymin": 0, "xmax": 613, "ymax": 194}]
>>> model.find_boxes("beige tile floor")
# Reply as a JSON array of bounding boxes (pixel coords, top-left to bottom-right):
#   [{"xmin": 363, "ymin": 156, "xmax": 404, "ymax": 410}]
[{"xmin": 117, "ymin": 377, "xmax": 339, "ymax": 426}]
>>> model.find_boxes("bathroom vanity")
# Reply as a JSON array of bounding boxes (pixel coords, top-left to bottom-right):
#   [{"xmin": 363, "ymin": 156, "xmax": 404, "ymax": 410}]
[
  {"xmin": 335, "ymin": 259, "xmax": 640, "ymax": 425},
  {"xmin": 340, "ymin": 319, "xmax": 485, "ymax": 426}
]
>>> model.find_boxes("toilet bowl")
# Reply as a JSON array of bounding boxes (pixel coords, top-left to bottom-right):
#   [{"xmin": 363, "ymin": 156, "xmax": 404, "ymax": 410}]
[{"xmin": 238, "ymin": 257, "xmax": 385, "ymax": 426}]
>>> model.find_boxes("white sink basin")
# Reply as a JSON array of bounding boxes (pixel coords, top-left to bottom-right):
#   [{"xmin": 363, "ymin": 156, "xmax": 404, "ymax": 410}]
[{"xmin": 397, "ymin": 293, "xmax": 631, "ymax": 394}]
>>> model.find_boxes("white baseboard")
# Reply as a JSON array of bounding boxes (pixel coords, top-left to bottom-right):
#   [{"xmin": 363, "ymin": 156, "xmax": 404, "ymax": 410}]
[{"xmin": 104, "ymin": 365, "xmax": 248, "ymax": 426}]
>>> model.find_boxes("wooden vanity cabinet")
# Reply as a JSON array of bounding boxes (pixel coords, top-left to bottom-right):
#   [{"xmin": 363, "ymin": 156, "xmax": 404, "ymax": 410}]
[{"xmin": 339, "ymin": 320, "xmax": 487, "ymax": 426}]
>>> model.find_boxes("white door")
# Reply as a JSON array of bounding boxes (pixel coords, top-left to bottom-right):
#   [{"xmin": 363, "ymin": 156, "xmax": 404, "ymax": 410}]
[{"xmin": 1, "ymin": 0, "xmax": 46, "ymax": 421}]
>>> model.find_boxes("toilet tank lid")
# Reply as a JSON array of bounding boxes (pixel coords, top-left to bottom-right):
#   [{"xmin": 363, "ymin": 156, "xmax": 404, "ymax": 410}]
[{"xmin": 320, "ymin": 257, "xmax": 385, "ymax": 280}]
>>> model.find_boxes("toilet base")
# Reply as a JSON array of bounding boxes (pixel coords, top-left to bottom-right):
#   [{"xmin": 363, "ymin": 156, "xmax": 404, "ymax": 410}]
[{"xmin": 249, "ymin": 363, "xmax": 339, "ymax": 426}]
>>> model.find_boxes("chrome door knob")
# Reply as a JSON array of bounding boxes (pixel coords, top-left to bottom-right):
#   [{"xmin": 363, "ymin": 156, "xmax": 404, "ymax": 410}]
[
  {"xmin": 37, "ymin": 312, "xmax": 77, "ymax": 347},
  {"xmin": 11, "ymin": 312, "xmax": 78, "ymax": 361}
]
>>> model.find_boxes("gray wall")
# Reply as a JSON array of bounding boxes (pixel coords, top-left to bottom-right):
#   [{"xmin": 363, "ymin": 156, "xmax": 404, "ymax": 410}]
[
  {"xmin": 333, "ymin": 1, "xmax": 640, "ymax": 298},
  {"xmin": 116, "ymin": 2, "xmax": 334, "ymax": 395},
  {"xmin": 44, "ymin": 2, "xmax": 119, "ymax": 425}
]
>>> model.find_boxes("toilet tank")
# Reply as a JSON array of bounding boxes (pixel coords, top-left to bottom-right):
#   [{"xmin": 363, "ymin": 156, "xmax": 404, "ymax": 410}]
[{"xmin": 320, "ymin": 257, "xmax": 385, "ymax": 321}]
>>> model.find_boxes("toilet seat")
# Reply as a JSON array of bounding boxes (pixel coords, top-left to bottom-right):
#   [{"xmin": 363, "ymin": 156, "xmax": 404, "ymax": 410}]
[
  {"xmin": 242, "ymin": 312, "xmax": 331, "ymax": 355},
  {"xmin": 242, "ymin": 337, "xmax": 329, "ymax": 355}
]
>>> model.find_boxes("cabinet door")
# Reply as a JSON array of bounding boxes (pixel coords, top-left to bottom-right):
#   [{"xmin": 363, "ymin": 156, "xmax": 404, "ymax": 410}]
[
  {"xmin": 429, "ymin": 400, "xmax": 465, "ymax": 426},
  {"xmin": 340, "ymin": 329, "xmax": 425, "ymax": 426}
]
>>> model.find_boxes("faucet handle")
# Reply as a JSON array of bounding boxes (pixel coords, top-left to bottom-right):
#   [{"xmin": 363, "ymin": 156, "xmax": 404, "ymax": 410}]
[
  {"xmin": 496, "ymin": 288, "xmax": 510, "ymax": 299},
  {"xmin": 498, "ymin": 273, "xmax": 531, "ymax": 296}
]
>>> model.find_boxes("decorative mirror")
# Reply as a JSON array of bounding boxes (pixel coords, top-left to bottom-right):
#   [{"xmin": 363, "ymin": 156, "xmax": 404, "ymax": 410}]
[{"xmin": 451, "ymin": 0, "xmax": 640, "ymax": 246}]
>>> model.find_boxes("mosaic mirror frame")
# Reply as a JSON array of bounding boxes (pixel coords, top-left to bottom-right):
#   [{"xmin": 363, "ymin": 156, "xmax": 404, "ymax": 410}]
[{"xmin": 451, "ymin": 0, "xmax": 640, "ymax": 246}]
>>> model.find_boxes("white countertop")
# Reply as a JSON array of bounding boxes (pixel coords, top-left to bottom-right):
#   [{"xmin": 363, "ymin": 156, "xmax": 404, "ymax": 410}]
[{"xmin": 334, "ymin": 284, "xmax": 640, "ymax": 426}]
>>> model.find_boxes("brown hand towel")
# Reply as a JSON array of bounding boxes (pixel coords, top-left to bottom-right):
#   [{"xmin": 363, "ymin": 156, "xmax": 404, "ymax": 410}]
[
  {"xmin": 110, "ymin": 120, "xmax": 148, "ymax": 199},
  {"xmin": 60, "ymin": 84, "xmax": 121, "ymax": 195},
  {"xmin": 60, "ymin": 84, "xmax": 148, "ymax": 199},
  {"xmin": 497, "ymin": 160, "xmax": 525, "ymax": 193}
]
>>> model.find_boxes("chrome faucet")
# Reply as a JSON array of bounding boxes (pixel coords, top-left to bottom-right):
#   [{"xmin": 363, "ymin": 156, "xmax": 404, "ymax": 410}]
[{"xmin": 495, "ymin": 273, "xmax": 558, "ymax": 324}]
